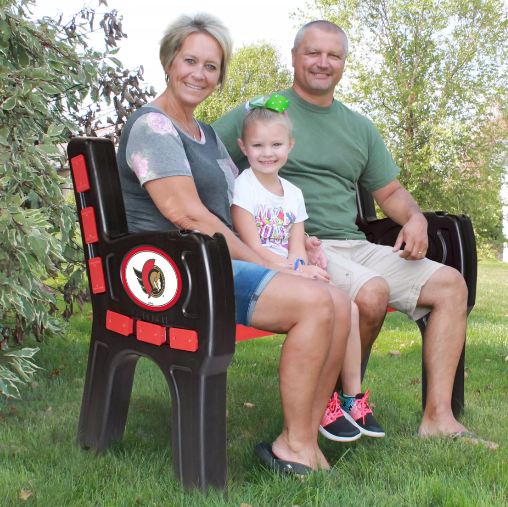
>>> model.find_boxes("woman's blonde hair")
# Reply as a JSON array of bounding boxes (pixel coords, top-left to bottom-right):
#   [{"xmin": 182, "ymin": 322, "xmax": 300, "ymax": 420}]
[
  {"xmin": 241, "ymin": 108, "xmax": 293, "ymax": 140},
  {"xmin": 160, "ymin": 13, "xmax": 233, "ymax": 92}
]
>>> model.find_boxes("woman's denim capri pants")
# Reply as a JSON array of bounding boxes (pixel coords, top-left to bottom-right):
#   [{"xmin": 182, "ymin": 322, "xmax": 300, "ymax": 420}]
[{"xmin": 232, "ymin": 260, "xmax": 278, "ymax": 327}]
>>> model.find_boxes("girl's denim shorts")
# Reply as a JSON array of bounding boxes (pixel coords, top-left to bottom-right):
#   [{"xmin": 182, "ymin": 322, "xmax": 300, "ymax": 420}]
[{"xmin": 232, "ymin": 260, "xmax": 278, "ymax": 326}]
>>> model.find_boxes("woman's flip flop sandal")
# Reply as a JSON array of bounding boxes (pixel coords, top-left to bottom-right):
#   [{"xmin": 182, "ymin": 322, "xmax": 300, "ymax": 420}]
[{"xmin": 255, "ymin": 441, "xmax": 316, "ymax": 476}]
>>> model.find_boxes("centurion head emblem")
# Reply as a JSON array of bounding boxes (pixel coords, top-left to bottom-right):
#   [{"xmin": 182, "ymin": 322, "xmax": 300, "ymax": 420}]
[
  {"xmin": 121, "ymin": 246, "xmax": 181, "ymax": 311},
  {"xmin": 133, "ymin": 259, "xmax": 165, "ymax": 298}
]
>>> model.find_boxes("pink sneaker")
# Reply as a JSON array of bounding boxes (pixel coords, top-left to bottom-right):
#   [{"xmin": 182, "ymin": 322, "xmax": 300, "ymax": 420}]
[
  {"xmin": 342, "ymin": 390, "xmax": 385, "ymax": 438},
  {"xmin": 319, "ymin": 392, "xmax": 362, "ymax": 442}
]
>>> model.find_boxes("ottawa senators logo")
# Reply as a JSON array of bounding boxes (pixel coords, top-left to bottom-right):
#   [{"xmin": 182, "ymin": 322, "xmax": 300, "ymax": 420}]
[{"xmin": 133, "ymin": 259, "xmax": 165, "ymax": 298}]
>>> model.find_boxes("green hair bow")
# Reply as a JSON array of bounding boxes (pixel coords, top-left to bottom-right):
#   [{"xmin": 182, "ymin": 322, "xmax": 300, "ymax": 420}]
[{"xmin": 246, "ymin": 93, "xmax": 290, "ymax": 114}]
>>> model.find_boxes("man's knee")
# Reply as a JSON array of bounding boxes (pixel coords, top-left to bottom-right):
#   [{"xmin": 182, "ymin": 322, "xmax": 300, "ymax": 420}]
[
  {"xmin": 355, "ymin": 276, "xmax": 390, "ymax": 324},
  {"xmin": 430, "ymin": 266, "xmax": 468, "ymax": 306}
]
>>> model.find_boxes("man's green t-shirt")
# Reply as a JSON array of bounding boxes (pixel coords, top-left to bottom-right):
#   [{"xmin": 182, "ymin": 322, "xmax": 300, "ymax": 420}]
[{"xmin": 213, "ymin": 88, "xmax": 400, "ymax": 240}]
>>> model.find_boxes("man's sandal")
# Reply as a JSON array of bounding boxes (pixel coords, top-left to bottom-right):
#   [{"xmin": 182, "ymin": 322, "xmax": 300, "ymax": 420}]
[{"xmin": 449, "ymin": 431, "xmax": 499, "ymax": 451}]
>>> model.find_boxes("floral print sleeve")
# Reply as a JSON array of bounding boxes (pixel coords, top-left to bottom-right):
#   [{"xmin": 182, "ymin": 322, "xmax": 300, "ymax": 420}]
[
  {"xmin": 216, "ymin": 135, "xmax": 239, "ymax": 179},
  {"xmin": 125, "ymin": 112, "xmax": 192, "ymax": 187}
]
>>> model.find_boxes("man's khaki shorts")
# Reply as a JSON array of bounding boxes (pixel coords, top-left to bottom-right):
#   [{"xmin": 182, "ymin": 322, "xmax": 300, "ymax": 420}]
[{"xmin": 321, "ymin": 240, "xmax": 444, "ymax": 321}]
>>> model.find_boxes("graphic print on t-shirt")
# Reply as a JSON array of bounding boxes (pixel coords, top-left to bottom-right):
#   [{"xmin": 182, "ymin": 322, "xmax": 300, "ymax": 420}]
[{"xmin": 255, "ymin": 204, "xmax": 296, "ymax": 251}]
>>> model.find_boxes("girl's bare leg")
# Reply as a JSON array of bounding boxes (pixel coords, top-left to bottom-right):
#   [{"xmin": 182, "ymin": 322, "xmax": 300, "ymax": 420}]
[{"xmin": 339, "ymin": 302, "xmax": 362, "ymax": 396}]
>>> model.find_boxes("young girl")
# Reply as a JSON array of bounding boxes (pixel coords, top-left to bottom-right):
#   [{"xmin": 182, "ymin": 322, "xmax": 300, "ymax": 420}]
[{"xmin": 231, "ymin": 95, "xmax": 385, "ymax": 441}]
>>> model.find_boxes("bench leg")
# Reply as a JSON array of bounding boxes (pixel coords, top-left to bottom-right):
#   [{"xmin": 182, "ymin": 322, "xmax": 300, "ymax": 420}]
[
  {"xmin": 77, "ymin": 334, "xmax": 139, "ymax": 453},
  {"xmin": 161, "ymin": 354, "xmax": 233, "ymax": 492},
  {"xmin": 360, "ymin": 347, "xmax": 371, "ymax": 383}
]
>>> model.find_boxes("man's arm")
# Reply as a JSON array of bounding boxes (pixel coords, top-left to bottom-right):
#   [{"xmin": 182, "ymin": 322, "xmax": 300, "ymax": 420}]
[{"xmin": 371, "ymin": 179, "xmax": 428, "ymax": 260}]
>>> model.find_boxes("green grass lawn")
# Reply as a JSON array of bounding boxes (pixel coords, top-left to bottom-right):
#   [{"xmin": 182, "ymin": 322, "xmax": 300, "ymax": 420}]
[{"xmin": 1, "ymin": 261, "xmax": 507, "ymax": 507}]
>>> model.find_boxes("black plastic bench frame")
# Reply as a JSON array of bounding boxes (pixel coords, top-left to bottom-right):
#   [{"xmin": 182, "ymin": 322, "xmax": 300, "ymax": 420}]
[{"xmin": 67, "ymin": 137, "xmax": 477, "ymax": 492}]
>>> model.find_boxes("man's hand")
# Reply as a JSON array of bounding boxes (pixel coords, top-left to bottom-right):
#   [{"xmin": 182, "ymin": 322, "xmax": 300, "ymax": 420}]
[
  {"xmin": 392, "ymin": 214, "xmax": 428, "ymax": 260},
  {"xmin": 305, "ymin": 236, "xmax": 328, "ymax": 269}
]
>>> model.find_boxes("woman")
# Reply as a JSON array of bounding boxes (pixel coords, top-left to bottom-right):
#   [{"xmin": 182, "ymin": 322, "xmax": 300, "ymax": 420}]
[{"xmin": 117, "ymin": 13, "xmax": 351, "ymax": 473}]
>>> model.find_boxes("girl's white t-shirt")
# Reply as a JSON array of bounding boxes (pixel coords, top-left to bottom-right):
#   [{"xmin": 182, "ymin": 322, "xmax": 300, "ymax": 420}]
[{"xmin": 233, "ymin": 168, "xmax": 308, "ymax": 258}]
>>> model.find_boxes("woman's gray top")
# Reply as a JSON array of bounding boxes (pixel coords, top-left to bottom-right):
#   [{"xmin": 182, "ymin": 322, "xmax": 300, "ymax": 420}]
[{"xmin": 117, "ymin": 105, "xmax": 238, "ymax": 233}]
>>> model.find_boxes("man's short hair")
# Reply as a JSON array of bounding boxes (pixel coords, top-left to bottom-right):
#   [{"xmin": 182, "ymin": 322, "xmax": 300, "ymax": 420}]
[{"xmin": 293, "ymin": 20, "xmax": 348, "ymax": 57}]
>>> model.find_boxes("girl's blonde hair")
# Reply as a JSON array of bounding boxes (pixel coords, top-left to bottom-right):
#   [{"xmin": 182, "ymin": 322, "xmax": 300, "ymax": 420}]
[
  {"xmin": 241, "ymin": 107, "xmax": 293, "ymax": 140},
  {"xmin": 160, "ymin": 13, "xmax": 233, "ymax": 92}
]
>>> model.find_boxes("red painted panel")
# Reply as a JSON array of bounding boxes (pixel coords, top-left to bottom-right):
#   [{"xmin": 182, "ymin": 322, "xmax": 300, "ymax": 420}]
[
  {"xmin": 106, "ymin": 310, "xmax": 133, "ymax": 336},
  {"xmin": 88, "ymin": 258, "xmax": 106, "ymax": 294},
  {"xmin": 70, "ymin": 154, "xmax": 90, "ymax": 192},
  {"xmin": 236, "ymin": 324, "xmax": 275, "ymax": 342},
  {"xmin": 169, "ymin": 328, "xmax": 198, "ymax": 352},
  {"xmin": 137, "ymin": 320, "xmax": 166, "ymax": 346},
  {"xmin": 81, "ymin": 207, "xmax": 99, "ymax": 244}
]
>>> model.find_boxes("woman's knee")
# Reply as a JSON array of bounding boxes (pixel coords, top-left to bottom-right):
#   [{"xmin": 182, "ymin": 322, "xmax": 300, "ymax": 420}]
[
  {"xmin": 301, "ymin": 283, "xmax": 335, "ymax": 320},
  {"xmin": 273, "ymin": 277, "xmax": 335, "ymax": 328}
]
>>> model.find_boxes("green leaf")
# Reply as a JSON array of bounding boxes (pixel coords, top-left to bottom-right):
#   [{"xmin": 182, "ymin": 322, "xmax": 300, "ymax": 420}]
[
  {"xmin": 0, "ymin": 19, "xmax": 11, "ymax": 40},
  {"xmin": 84, "ymin": 63, "xmax": 97, "ymax": 76},
  {"xmin": 5, "ymin": 348, "xmax": 41, "ymax": 359},
  {"xmin": 9, "ymin": 359, "xmax": 30, "ymax": 382},
  {"xmin": 17, "ymin": 46, "xmax": 29, "ymax": 67},
  {"xmin": 38, "ymin": 82, "xmax": 61, "ymax": 95},
  {"xmin": 35, "ymin": 144, "xmax": 61, "ymax": 156},
  {"xmin": 22, "ymin": 80, "xmax": 33, "ymax": 95},
  {"xmin": 48, "ymin": 60, "xmax": 65, "ymax": 72},
  {"xmin": 47, "ymin": 123, "xmax": 65, "ymax": 137},
  {"xmin": 108, "ymin": 56, "xmax": 123, "ymax": 68},
  {"xmin": 0, "ymin": 378, "xmax": 20, "ymax": 399},
  {"xmin": 1, "ymin": 96, "xmax": 16, "ymax": 110},
  {"xmin": 32, "ymin": 66, "xmax": 50, "ymax": 78}
]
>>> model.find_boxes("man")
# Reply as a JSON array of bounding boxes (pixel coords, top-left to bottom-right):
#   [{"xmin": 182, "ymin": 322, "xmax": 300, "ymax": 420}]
[{"xmin": 214, "ymin": 20, "xmax": 493, "ymax": 446}]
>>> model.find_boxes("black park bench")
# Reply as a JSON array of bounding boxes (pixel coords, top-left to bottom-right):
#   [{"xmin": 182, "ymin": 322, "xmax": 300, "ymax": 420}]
[{"xmin": 67, "ymin": 136, "xmax": 477, "ymax": 492}]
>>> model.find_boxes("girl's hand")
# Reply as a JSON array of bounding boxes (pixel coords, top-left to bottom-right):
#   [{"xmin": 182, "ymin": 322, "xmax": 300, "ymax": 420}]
[
  {"xmin": 262, "ymin": 261, "xmax": 320, "ymax": 280},
  {"xmin": 273, "ymin": 262, "xmax": 295, "ymax": 270},
  {"xmin": 296, "ymin": 264, "xmax": 330, "ymax": 282}
]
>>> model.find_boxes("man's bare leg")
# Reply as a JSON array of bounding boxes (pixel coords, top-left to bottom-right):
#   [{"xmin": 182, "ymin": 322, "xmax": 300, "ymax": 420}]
[
  {"xmin": 250, "ymin": 273, "xmax": 350, "ymax": 470},
  {"xmin": 416, "ymin": 266, "xmax": 469, "ymax": 436}
]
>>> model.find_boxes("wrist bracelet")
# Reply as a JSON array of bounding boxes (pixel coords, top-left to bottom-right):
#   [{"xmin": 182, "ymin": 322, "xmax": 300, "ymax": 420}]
[{"xmin": 294, "ymin": 258, "xmax": 306, "ymax": 270}]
